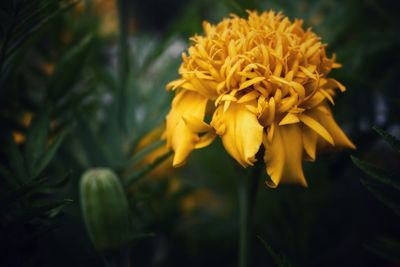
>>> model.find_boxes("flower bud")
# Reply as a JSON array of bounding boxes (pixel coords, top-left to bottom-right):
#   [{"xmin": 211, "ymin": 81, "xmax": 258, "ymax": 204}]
[{"xmin": 80, "ymin": 168, "xmax": 133, "ymax": 252}]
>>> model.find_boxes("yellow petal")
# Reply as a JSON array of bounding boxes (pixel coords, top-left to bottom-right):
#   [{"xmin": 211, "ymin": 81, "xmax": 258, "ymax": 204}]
[
  {"xmin": 183, "ymin": 114, "xmax": 212, "ymax": 133},
  {"xmin": 165, "ymin": 91, "xmax": 209, "ymax": 167},
  {"xmin": 171, "ymin": 120, "xmax": 198, "ymax": 167},
  {"xmin": 290, "ymin": 81, "xmax": 305, "ymax": 100},
  {"xmin": 300, "ymin": 113, "xmax": 334, "ymax": 145},
  {"xmin": 238, "ymin": 76, "xmax": 265, "ymax": 90},
  {"xmin": 320, "ymin": 89, "xmax": 335, "ymax": 105},
  {"xmin": 189, "ymin": 77, "xmax": 218, "ymax": 99},
  {"xmin": 302, "ymin": 126, "xmax": 318, "ymax": 161},
  {"xmin": 279, "ymin": 113, "xmax": 300, "ymax": 126},
  {"xmin": 237, "ymin": 90, "xmax": 260, "ymax": 103},
  {"xmin": 166, "ymin": 79, "xmax": 185, "ymax": 90},
  {"xmin": 269, "ymin": 75, "xmax": 290, "ymax": 86},
  {"xmin": 264, "ymin": 97, "xmax": 276, "ymax": 126},
  {"xmin": 218, "ymin": 101, "xmax": 263, "ymax": 167},
  {"xmin": 195, "ymin": 131, "xmax": 217, "ymax": 149},
  {"xmin": 310, "ymin": 106, "xmax": 356, "ymax": 149},
  {"xmin": 278, "ymin": 93, "xmax": 298, "ymax": 113},
  {"xmin": 264, "ymin": 123, "xmax": 307, "ymax": 188},
  {"xmin": 299, "ymin": 66, "xmax": 317, "ymax": 80}
]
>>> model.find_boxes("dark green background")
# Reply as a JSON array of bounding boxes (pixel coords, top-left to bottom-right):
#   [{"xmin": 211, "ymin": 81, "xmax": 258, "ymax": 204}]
[{"xmin": 0, "ymin": 0, "xmax": 399, "ymax": 266}]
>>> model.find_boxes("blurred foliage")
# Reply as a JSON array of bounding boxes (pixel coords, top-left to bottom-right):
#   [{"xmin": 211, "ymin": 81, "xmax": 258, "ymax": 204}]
[
  {"xmin": 352, "ymin": 127, "xmax": 400, "ymax": 261},
  {"xmin": 0, "ymin": 0, "xmax": 399, "ymax": 266}
]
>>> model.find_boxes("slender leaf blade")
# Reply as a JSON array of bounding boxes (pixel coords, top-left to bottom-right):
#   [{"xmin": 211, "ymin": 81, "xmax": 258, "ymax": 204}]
[
  {"xmin": 360, "ymin": 178, "xmax": 400, "ymax": 216},
  {"xmin": 47, "ymin": 34, "xmax": 93, "ymax": 100},
  {"xmin": 365, "ymin": 238, "xmax": 400, "ymax": 261},
  {"xmin": 351, "ymin": 156, "xmax": 400, "ymax": 191},
  {"xmin": 257, "ymin": 235, "xmax": 292, "ymax": 267},
  {"xmin": 25, "ymin": 108, "xmax": 51, "ymax": 178},
  {"xmin": 6, "ymin": 135, "xmax": 26, "ymax": 183},
  {"xmin": 124, "ymin": 150, "xmax": 172, "ymax": 186},
  {"xmin": 33, "ymin": 130, "xmax": 67, "ymax": 178},
  {"xmin": 373, "ymin": 126, "xmax": 400, "ymax": 153}
]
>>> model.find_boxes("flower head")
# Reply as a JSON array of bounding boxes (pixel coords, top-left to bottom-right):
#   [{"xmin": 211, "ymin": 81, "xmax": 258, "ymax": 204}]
[{"xmin": 164, "ymin": 11, "xmax": 355, "ymax": 187}]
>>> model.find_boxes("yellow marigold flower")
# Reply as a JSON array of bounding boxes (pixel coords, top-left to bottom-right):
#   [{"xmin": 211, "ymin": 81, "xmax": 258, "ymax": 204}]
[{"xmin": 164, "ymin": 11, "xmax": 355, "ymax": 188}]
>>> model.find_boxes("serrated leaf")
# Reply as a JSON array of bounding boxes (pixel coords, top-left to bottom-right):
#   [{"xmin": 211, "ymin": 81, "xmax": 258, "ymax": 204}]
[
  {"xmin": 25, "ymin": 108, "xmax": 51, "ymax": 178},
  {"xmin": 47, "ymin": 34, "xmax": 93, "ymax": 101},
  {"xmin": 257, "ymin": 235, "xmax": 292, "ymax": 267},
  {"xmin": 351, "ymin": 156, "xmax": 400, "ymax": 191},
  {"xmin": 34, "ymin": 130, "xmax": 67, "ymax": 178},
  {"xmin": 365, "ymin": 237, "xmax": 400, "ymax": 261},
  {"xmin": 373, "ymin": 126, "xmax": 400, "ymax": 153},
  {"xmin": 360, "ymin": 178, "xmax": 400, "ymax": 216}
]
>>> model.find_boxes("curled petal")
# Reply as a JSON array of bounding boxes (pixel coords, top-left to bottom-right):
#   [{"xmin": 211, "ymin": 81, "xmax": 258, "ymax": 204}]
[
  {"xmin": 310, "ymin": 105, "xmax": 356, "ymax": 149},
  {"xmin": 264, "ymin": 123, "xmax": 307, "ymax": 188},
  {"xmin": 302, "ymin": 126, "xmax": 318, "ymax": 161},
  {"xmin": 214, "ymin": 101, "xmax": 263, "ymax": 167},
  {"xmin": 165, "ymin": 91, "xmax": 210, "ymax": 167},
  {"xmin": 300, "ymin": 113, "xmax": 334, "ymax": 145}
]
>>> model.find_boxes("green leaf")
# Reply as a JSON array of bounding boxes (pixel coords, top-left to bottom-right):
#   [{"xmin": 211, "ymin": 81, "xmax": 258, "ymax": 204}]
[
  {"xmin": 365, "ymin": 237, "xmax": 400, "ymax": 261},
  {"xmin": 6, "ymin": 135, "xmax": 26, "ymax": 183},
  {"xmin": 34, "ymin": 130, "xmax": 67, "ymax": 178},
  {"xmin": 21, "ymin": 198, "xmax": 73, "ymax": 221},
  {"xmin": 257, "ymin": 235, "xmax": 292, "ymax": 267},
  {"xmin": 77, "ymin": 117, "xmax": 110, "ymax": 167},
  {"xmin": 3, "ymin": 0, "xmax": 78, "ymax": 69},
  {"xmin": 373, "ymin": 126, "xmax": 400, "ymax": 153},
  {"xmin": 36, "ymin": 170, "xmax": 72, "ymax": 194},
  {"xmin": 25, "ymin": 108, "xmax": 51, "ymax": 178},
  {"xmin": 0, "ymin": 164, "xmax": 18, "ymax": 189},
  {"xmin": 46, "ymin": 198, "xmax": 73, "ymax": 218},
  {"xmin": 47, "ymin": 34, "xmax": 93, "ymax": 101},
  {"xmin": 351, "ymin": 156, "xmax": 400, "ymax": 191},
  {"xmin": 124, "ymin": 150, "xmax": 173, "ymax": 187},
  {"xmin": 0, "ymin": 176, "xmax": 49, "ymax": 210},
  {"xmin": 360, "ymin": 178, "xmax": 400, "ymax": 216},
  {"xmin": 129, "ymin": 139, "xmax": 165, "ymax": 167}
]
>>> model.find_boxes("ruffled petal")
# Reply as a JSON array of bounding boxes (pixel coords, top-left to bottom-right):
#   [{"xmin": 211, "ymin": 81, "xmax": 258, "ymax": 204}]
[
  {"xmin": 308, "ymin": 105, "xmax": 356, "ymax": 149},
  {"xmin": 165, "ymin": 90, "xmax": 210, "ymax": 167},
  {"xmin": 302, "ymin": 125, "xmax": 318, "ymax": 161},
  {"xmin": 300, "ymin": 113, "xmax": 334, "ymax": 145},
  {"xmin": 214, "ymin": 101, "xmax": 263, "ymax": 167},
  {"xmin": 264, "ymin": 123, "xmax": 307, "ymax": 188}
]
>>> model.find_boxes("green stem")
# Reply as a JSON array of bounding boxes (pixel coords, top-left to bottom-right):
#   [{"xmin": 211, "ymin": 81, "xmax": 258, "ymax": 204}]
[
  {"xmin": 238, "ymin": 174, "xmax": 249, "ymax": 267},
  {"xmin": 116, "ymin": 0, "xmax": 129, "ymax": 133},
  {"xmin": 238, "ymin": 161, "xmax": 262, "ymax": 267}
]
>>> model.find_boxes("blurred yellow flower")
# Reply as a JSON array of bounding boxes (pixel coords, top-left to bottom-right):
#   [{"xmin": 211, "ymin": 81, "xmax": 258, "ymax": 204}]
[
  {"xmin": 165, "ymin": 11, "xmax": 355, "ymax": 188},
  {"xmin": 12, "ymin": 112, "xmax": 33, "ymax": 144},
  {"xmin": 75, "ymin": 0, "xmax": 118, "ymax": 35},
  {"xmin": 180, "ymin": 189, "xmax": 222, "ymax": 216}
]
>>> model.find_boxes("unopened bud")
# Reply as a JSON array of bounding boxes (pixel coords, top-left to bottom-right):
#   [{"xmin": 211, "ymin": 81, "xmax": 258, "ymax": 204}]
[{"xmin": 80, "ymin": 168, "xmax": 133, "ymax": 252}]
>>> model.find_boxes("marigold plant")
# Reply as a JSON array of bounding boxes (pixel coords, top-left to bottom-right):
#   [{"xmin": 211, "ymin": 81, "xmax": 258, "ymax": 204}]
[{"xmin": 165, "ymin": 10, "xmax": 355, "ymax": 187}]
